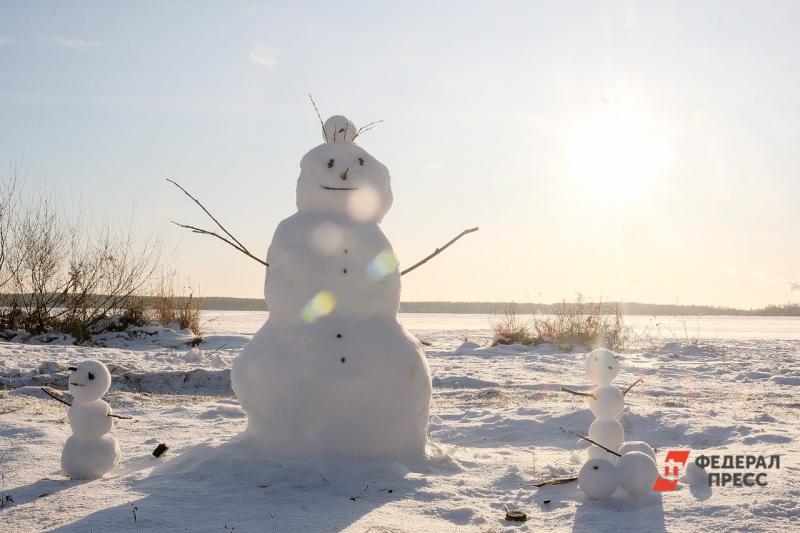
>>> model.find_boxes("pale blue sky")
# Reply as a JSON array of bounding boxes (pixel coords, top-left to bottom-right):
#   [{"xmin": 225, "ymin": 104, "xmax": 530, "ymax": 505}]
[{"xmin": 1, "ymin": 1, "xmax": 798, "ymax": 306}]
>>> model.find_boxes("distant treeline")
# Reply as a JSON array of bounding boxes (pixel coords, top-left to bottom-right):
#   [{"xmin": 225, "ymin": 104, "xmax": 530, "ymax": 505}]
[{"xmin": 193, "ymin": 298, "xmax": 800, "ymax": 316}]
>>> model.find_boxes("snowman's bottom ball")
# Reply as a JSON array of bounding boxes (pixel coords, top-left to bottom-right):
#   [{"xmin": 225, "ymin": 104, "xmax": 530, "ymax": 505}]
[
  {"xmin": 578, "ymin": 458, "xmax": 619, "ymax": 499},
  {"xmin": 62, "ymin": 435, "xmax": 121, "ymax": 479},
  {"xmin": 617, "ymin": 451, "xmax": 658, "ymax": 496},
  {"xmin": 618, "ymin": 441, "xmax": 656, "ymax": 463},
  {"xmin": 682, "ymin": 462, "xmax": 709, "ymax": 487}
]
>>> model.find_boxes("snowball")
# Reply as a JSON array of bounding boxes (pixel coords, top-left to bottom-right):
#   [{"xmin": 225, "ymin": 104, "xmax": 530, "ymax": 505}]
[
  {"xmin": 296, "ymin": 140, "xmax": 393, "ymax": 223},
  {"xmin": 587, "ymin": 445, "xmax": 618, "ymax": 463},
  {"xmin": 585, "ymin": 348, "xmax": 620, "ymax": 386},
  {"xmin": 61, "ymin": 434, "xmax": 121, "ymax": 479},
  {"xmin": 68, "ymin": 360, "xmax": 111, "ymax": 402},
  {"xmin": 618, "ymin": 441, "xmax": 656, "ymax": 463},
  {"xmin": 588, "ymin": 419, "xmax": 624, "ymax": 451},
  {"xmin": 323, "ymin": 115, "xmax": 357, "ymax": 143},
  {"xmin": 588, "ymin": 385, "xmax": 624, "ymax": 420},
  {"xmin": 617, "ymin": 451, "xmax": 659, "ymax": 496},
  {"xmin": 681, "ymin": 461, "xmax": 709, "ymax": 487},
  {"xmin": 69, "ymin": 400, "xmax": 113, "ymax": 438},
  {"xmin": 578, "ymin": 458, "xmax": 618, "ymax": 499}
]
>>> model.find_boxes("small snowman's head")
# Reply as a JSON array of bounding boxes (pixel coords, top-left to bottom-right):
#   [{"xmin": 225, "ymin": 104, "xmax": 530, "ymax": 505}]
[
  {"xmin": 585, "ymin": 348, "xmax": 620, "ymax": 386},
  {"xmin": 67, "ymin": 360, "xmax": 111, "ymax": 401},
  {"xmin": 296, "ymin": 115, "xmax": 393, "ymax": 223}
]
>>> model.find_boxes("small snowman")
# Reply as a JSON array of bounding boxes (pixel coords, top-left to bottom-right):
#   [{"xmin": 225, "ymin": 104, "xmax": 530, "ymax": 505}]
[
  {"xmin": 61, "ymin": 360, "xmax": 121, "ymax": 479},
  {"xmin": 571, "ymin": 348, "xmax": 658, "ymax": 499}
]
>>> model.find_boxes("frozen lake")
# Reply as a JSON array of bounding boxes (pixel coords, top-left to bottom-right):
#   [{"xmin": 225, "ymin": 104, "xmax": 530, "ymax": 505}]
[{"xmin": 201, "ymin": 310, "xmax": 800, "ymax": 341}]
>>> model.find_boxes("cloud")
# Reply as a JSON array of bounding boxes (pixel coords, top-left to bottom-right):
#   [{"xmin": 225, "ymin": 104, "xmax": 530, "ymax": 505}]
[
  {"xmin": 752, "ymin": 270, "xmax": 786, "ymax": 288},
  {"xmin": 249, "ymin": 43, "xmax": 278, "ymax": 68},
  {"xmin": 790, "ymin": 281, "xmax": 800, "ymax": 292},
  {"xmin": 0, "ymin": 34, "xmax": 15, "ymax": 45},
  {"xmin": 54, "ymin": 36, "xmax": 98, "ymax": 50}
]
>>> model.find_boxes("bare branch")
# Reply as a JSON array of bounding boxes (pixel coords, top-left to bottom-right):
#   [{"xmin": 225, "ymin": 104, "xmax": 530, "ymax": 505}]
[
  {"xmin": 40, "ymin": 387, "xmax": 132, "ymax": 419},
  {"xmin": 622, "ymin": 377, "xmax": 644, "ymax": 397},
  {"xmin": 170, "ymin": 221, "xmax": 268, "ymax": 267},
  {"xmin": 41, "ymin": 386, "xmax": 71, "ymax": 407},
  {"xmin": 167, "ymin": 179, "xmax": 267, "ymax": 267},
  {"xmin": 166, "ymin": 179, "xmax": 249, "ymax": 252},
  {"xmin": 526, "ymin": 477, "xmax": 578, "ymax": 488},
  {"xmin": 560, "ymin": 386, "xmax": 596, "ymax": 400},
  {"xmin": 400, "ymin": 227, "xmax": 479, "ymax": 276},
  {"xmin": 560, "ymin": 427, "xmax": 622, "ymax": 457}
]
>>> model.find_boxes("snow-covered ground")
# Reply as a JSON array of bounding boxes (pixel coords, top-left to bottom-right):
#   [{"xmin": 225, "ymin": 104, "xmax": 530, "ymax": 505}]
[{"xmin": 1, "ymin": 312, "xmax": 798, "ymax": 532}]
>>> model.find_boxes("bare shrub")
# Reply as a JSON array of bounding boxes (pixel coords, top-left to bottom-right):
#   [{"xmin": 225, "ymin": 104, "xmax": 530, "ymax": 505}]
[
  {"xmin": 533, "ymin": 294, "xmax": 629, "ymax": 350},
  {"xmin": 490, "ymin": 303, "xmax": 534, "ymax": 345},
  {"xmin": 0, "ymin": 163, "xmax": 162, "ymax": 342},
  {"xmin": 146, "ymin": 271, "xmax": 203, "ymax": 336},
  {"xmin": 490, "ymin": 295, "xmax": 630, "ymax": 350}
]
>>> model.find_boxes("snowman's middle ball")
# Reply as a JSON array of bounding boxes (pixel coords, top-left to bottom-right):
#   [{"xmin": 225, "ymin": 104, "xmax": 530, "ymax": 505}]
[
  {"xmin": 588, "ymin": 419, "xmax": 624, "ymax": 451},
  {"xmin": 578, "ymin": 458, "xmax": 619, "ymax": 499},
  {"xmin": 617, "ymin": 451, "xmax": 659, "ymax": 496},
  {"xmin": 588, "ymin": 385, "xmax": 624, "ymax": 419}
]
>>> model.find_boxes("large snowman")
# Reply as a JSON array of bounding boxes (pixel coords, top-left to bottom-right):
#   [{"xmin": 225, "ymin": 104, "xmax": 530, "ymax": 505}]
[{"xmin": 232, "ymin": 116, "xmax": 432, "ymax": 461}]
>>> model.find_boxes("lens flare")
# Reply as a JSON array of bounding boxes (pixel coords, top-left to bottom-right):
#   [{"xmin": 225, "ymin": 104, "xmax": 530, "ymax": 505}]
[
  {"xmin": 347, "ymin": 185, "xmax": 381, "ymax": 221},
  {"xmin": 368, "ymin": 250, "xmax": 398, "ymax": 281},
  {"xmin": 301, "ymin": 290, "xmax": 336, "ymax": 322},
  {"xmin": 310, "ymin": 222, "xmax": 344, "ymax": 255}
]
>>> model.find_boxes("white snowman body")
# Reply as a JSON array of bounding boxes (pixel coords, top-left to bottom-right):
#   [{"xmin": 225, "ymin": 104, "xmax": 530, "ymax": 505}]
[
  {"xmin": 232, "ymin": 117, "xmax": 432, "ymax": 461},
  {"xmin": 61, "ymin": 360, "xmax": 121, "ymax": 479}
]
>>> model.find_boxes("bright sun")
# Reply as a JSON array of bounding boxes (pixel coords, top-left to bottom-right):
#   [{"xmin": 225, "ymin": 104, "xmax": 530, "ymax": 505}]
[{"xmin": 569, "ymin": 111, "xmax": 671, "ymax": 202}]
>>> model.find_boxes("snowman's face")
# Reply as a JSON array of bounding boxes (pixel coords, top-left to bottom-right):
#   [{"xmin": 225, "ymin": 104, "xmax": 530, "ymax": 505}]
[
  {"xmin": 67, "ymin": 360, "xmax": 111, "ymax": 401},
  {"xmin": 585, "ymin": 348, "xmax": 620, "ymax": 386},
  {"xmin": 296, "ymin": 142, "xmax": 393, "ymax": 223}
]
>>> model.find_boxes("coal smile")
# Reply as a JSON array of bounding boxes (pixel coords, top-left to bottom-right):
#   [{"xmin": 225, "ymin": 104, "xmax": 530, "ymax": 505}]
[{"xmin": 321, "ymin": 186, "xmax": 358, "ymax": 191}]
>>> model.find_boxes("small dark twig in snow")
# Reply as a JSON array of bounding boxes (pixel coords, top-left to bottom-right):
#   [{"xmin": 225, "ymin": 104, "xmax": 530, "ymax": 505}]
[
  {"xmin": 400, "ymin": 227, "xmax": 479, "ymax": 276},
  {"xmin": 622, "ymin": 377, "xmax": 644, "ymax": 396},
  {"xmin": 559, "ymin": 427, "xmax": 622, "ymax": 457},
  {"xmin": 350, "ymin": 483, "xmax": 369, "ymax": 501},
  {"xmin": 207, "ymin": 343, "xmax": 229, "ymax": 356},
  {"xmin": 129, "ymin": 502, "xmax": 139, "ymax": 532},
  {"xmin": 559, "ymin": 386, "xmax": 596, "ymax": 400},
  {"xmin": 526, "ymin": 476, "xmax": 579, "ymax": 488},
  {"xmin": 40, "ymin": 387, "xmax": 133, "ymax": 419}
]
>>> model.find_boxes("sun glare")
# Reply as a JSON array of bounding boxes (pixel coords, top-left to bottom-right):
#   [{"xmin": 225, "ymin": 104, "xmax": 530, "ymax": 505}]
[{"xmin": 569, "ymin": 111, "xmax": 671, "ymax": 202}]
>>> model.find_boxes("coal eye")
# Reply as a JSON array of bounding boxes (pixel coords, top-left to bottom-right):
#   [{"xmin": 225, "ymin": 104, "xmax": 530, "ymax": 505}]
[
  {"xmin": 327, "ymin": 159, "xmax": 334, "ymax": 168},
  {"xmin": 593, "ymin": 465, "xmax": 599, "ymax": 470},
  {"xmin": 358, "ymin": 157, "xmax": 364, "ymax": 166},
  {"xmin": 88, "ymin": 372, "xmax": 95, "ymax": 380},
  {"xmin": 594, "ymin": 357, "xmax": 598, "ymax": 361}
]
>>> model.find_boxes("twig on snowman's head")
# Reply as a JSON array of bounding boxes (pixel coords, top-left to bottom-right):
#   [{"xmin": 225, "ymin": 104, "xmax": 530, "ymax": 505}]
[
  {"xmin": 308, "ymin": 93, "xmax": 327, "ymax": 142},
  {"xmin": 560, "ymin": 386, "xmax": 596, "ymax": 400},
  {"xmin": 622, "ymin": 377, "xmax": 644, "ymax": 396},
  {"xmin": 559, "ymin": 427, "xmax": 622, "ymax": 457},
  {"xmin": 354, "ymin": 120, "xmax": 384, "ymax": 139},
  {"xmin": 400, "ymin": 227, "xmax": 479, "ymax": 276}
]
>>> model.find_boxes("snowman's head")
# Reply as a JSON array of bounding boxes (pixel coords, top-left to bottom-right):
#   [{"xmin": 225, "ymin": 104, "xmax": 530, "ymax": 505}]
[
  {"xmin": 67, "ymin": 360, "xmax": 111, "ymax": 401},
  {"xmin": 296, "ymin": 116, "xmax": 393, "ymax": 223},
  {"xmin": 585, "ymin": 348, "xmax": 620, "ymax": 386}
]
